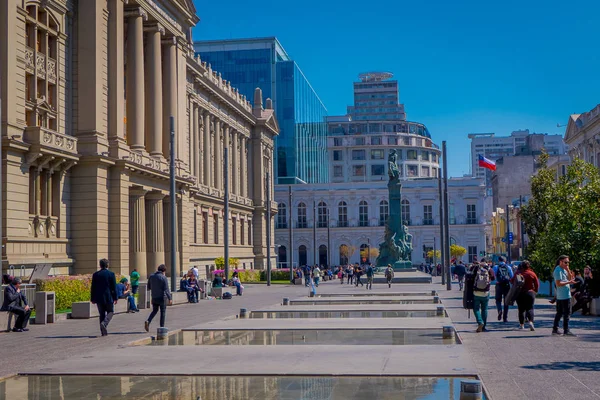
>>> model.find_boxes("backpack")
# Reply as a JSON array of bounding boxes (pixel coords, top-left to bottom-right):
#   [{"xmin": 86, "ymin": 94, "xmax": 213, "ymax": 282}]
[
  {"xmin": 507, "ymin": 274, "xmax": 525, "ymax": 305},
  {"xmin": 222, "ymin": 292, "xmax": 232, "ymax": 300},
  {"xmin": 474, "ymin": 266, "xmax": 490, "ymax": 291},
  {"xmin": 385, "ymin": 268, "xmax": 393, "ymax": 278},
  {"xmin": 366, "ymin": 266, "xmax": 374, "ymax": 277},
  {"xmin": 497, "ymin": 264, "xmax": 511, "ymax": 284}
]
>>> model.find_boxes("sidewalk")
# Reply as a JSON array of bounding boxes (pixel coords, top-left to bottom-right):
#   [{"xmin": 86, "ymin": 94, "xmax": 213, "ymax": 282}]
[
  {"xmin": 0, "ymin": 283, "xmax": 307, "ymax": 379},
  {"xmin": 438, "ymin": 277, "xmax": 600, "ymax": 400}
]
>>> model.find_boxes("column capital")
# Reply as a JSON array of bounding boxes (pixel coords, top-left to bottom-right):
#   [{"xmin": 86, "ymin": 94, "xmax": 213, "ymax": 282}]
[
  {"xmin": 130, "ymin": 187, "xmax": 148, "ymax": 197},
  {"xmin": 124, "ymin": 7, "xmax": 148, "ymax": 21},
  {"xmin": 146, "ymin": 191, "xmax": 166, "ymax": 200},
  {"xmin": 162, "ymin": 36, "xmax": 177, "ymax": 46},
  {"xmin": 144, "ymin": 22, "xmax": 165, "ymax": 35}
]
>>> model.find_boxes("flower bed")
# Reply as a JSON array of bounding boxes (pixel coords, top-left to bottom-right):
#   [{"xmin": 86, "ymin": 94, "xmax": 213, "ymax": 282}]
[{"xmin": 211, "ymin": 269, "xmax": 261, "ymax": 283}]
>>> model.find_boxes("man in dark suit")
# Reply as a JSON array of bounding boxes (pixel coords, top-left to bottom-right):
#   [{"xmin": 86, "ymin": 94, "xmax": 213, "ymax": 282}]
[
  {"xmin": 90, "ymin": 258, "xmax": 118, "ymax": 336},
  {"xmin": 1, "ymin": 277, "xmax": 31, "ymax": 332}
]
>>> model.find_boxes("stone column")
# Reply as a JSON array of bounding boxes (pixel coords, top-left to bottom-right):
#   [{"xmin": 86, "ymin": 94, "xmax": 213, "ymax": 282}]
[
  {"xmin": 214, "ymin": 119, "xmax": 221, "ymax": 189},
  {"xmin": 145, "ymin": 192, "xmax": 165, "ymax": 273},
  {"xmin": 107, "ymin": 0, "xmax": 125, "ymax": 141},
  {"xmin": 129, "ymin": 188, "xmax": 148, "ymax": 279},
  {"xmin": 232, "ymin": 130, "xmax": 238, "ymax": 195},
  {"xmin": 241, "ymin": 137, "xmax": 247, "ymax": 197},
  {"xmin": 203, "ymin": 112, "xmax": 211, "ymax": 186},
  {"xmin": 144, "ymin": 23, "xmax": 164, "ymax": 157},
  {"xmin": 224, "ymin": 125, "xmax": 230, "ymax": 191},
  {"xmin": 193, "ymin": 105, "xmax": 200, "ymax": 183},
  {"xmin": 162, "ymin": 37, "xmax": 177, "ymax": 159},
  {"xmin": 125, "ymin": 8, "xmax": 147, "ymax": 151}
]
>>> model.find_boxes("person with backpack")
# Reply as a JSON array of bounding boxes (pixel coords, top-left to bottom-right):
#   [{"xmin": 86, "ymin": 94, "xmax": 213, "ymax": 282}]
[
  {"xmin": 346, "ymin": 265, "xmax": 354, "ymax": 285},
  {"xmin": 454, "ymin": 261, "xmax": 467, "ymax": 291},
  {"xmin": 385, "ymin": 264, "xmax": 394, "ymax": 288},
  {"xmin": 303, "ymin": 265, "xmax": 312, "ymax": 287},
  {"xmin": 472, "ymin": 261, "xmax": 496, "ymax": 332},
  {"xmin": 510, "ymin": 261, "xmax": 539, "ymax": 331},
  {"xmin": 366, "ymin": 263, "xmax": 374, "ymax": 290},
  {"xmin": 355, "ymin": 264, "xmax": 364, "ymax": 287},
  {"xmin": 493, "ymin": 257, "xmax": 514, "ymax": 322}
]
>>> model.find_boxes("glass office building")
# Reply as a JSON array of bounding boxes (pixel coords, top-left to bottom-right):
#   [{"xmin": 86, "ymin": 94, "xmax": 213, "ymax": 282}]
[{"xmin": 194, "ymin": 37, "xmax": 328, "ymax": 184}]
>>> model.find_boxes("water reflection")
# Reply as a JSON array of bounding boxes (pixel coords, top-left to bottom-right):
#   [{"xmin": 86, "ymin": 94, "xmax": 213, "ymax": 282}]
[
  {"xmin": 290, "ymin": 299, "xmax": 434, "ymax": 305},
  {"xmin": 250, "ymin": 310, "xmax": 440, "ymax": 318},
  {"xmin": 1, "ymin": 375, "xmax": 485, "ymax": 400},
  {"xmin": 149, "ymin": 329, "xmax": 457, "ymax": 346}
]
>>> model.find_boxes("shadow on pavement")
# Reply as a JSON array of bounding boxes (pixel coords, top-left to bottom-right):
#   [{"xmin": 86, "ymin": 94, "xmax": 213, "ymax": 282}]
[{"xmin": 523, "ymin": 361, "xmax": 600, "ymax": 371}]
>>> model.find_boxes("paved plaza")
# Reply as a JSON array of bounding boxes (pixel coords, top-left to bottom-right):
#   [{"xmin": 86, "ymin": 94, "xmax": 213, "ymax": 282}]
[{"xmin": 1, "ymin": 278, "xmax": 599, "ymax": 399}]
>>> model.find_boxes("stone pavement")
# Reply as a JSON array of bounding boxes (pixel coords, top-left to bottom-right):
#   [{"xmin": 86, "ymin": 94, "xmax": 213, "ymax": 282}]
[
  {"xmin": 437, "ymin": 277, "xmax": 600, "ymax": 400},
  {"xmin": 0, "ymin": 283, "xmax": 308, "ymax": 380}
]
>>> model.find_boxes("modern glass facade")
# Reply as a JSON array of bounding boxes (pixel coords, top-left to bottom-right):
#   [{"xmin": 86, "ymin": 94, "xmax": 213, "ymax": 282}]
[{"xmin": 194, "ymin": 38, "xmax": 328, "ymax": 184}]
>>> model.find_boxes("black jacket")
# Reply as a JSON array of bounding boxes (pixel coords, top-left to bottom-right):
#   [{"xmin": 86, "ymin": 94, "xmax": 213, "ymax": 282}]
[
  {"xmin": 1, "ymin": 284, "xmax": 28, "ymax": 311},
  {"xmin": 148, "ymin": 272, "xmax": 172, "ymax": 301},
  {"xmin": 90, "ymin": 268, "xmax": 118, "ymax": 305}
]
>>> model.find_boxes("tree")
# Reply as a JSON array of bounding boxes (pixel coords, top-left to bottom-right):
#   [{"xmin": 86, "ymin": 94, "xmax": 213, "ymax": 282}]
[
  {"xmin": 360, "ymin": 247, "xmax": 379, "ymax": 261},
  {"xmin": 339, "ymin": 245, "xmax": 356, "ymax": 264},
  {"xmin": 214, "ymin": 257, "xmax": 240, "ymax": 269},
  {"xmin": 450, "ymin": 244, "xmax": 467, "ymax": 259},
  {"xmin": 521, "ymin": 153, "xmax": 600, "ymax": 280},
  {"xmin": 427, "ymin": 249, "xmax": 442, "ymax": 260}
]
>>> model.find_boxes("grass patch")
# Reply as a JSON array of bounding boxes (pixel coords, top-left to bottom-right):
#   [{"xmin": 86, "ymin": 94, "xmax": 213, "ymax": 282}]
[{"xmin": 251, "ymin": 280, "xmax": 294, "ymax": 285}]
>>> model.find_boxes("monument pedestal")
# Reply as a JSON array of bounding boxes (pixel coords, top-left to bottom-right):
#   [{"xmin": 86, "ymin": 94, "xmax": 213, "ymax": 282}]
[{"xmin": 392, "ymin": 261, "xmax": 413, "ymax": 271}]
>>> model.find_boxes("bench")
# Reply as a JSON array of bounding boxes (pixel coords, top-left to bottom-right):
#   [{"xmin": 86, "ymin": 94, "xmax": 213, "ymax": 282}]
[
  {"xmin": 293, "ymin": 279, "xmax": 304, "ymax": 286},
  {"xmin": 1, "ymin": 312, "xmax": 15, "ymax": 332},
  {"xmin": 71, "ymin": 301, "xmax": 129, "ymax": 319},
  {"xmin": 169, "ymin": 292, "xmax": 190, "ymax": 306},
  {"xmin": 211, "ymin": 287, "xmax": 232, "ymax": 298}
]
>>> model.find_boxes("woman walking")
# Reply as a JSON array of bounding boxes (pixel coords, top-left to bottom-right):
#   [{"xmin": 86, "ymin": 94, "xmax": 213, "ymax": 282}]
[{"xmin": 514, "ymin": 261, "xmax": 539, "ymax": 331}]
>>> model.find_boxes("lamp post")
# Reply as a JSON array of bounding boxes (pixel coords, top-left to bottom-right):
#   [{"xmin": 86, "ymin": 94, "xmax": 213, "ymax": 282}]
[
  {"xmin": 169, "ymin": 116, "xmax": 177, "ymax": 291},
  {"xmin": 288, "ymin": 185, "xmax": 294, "ymax": 283},
  {"xmin": 266, "ymin": 171, "xmax": 271, "ymax": 286},
  {"xmin": 438, "ymin": 167, "xmax": 445, "ymax": 285},
  {"xmin": 224, "ymin": 148, "xmax": 230, "ymax": 282},
  {"xmin": 442, "ymin": 141, "xmax": 451, "ymax": 291}
]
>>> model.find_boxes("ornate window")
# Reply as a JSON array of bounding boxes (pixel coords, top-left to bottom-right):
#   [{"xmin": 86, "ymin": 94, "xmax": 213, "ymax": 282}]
[
  {"xmin": 423, "ymin": 205, "xmax": 433, "ymax": 225},
  {"xmin": 277, "ymin": 203, "xmax": 287, "ymax": 229},
  {"xmin": 297, "ymin": 202, "xmax": 307, "ymax": 228},
  {"xmin": 401, "ymin": 199, "xmax": 411, "ymax": 225},
  {"xmin": 24, "ymin": 4, "xmax": 60, "ymax": 130},
  {"xmin": 359, "ymin": 201, "xmax": 369, "ymax": 227},
  {"xmin": 317, "ymin": 201, "xmax": 328, "ymax": 228},
  {"xmin": 338, "ymin": 201, "xmax": 348, "ymax": 227},
  {"xmin": 467, "ymin": 204, "xmax": 477, "ymax": 224},
  {"xmin": 379, "ymin": 200, "xmax": 389, "ymax": 226}
]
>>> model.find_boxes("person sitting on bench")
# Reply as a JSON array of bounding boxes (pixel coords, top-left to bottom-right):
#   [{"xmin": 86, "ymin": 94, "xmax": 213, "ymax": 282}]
[{"xmin": 1, "ymin": 278, "xmax": 31, "ymax": 332}]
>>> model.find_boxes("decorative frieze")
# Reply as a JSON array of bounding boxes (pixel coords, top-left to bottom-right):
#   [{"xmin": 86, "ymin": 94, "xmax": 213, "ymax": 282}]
[{"xmin": 25, "ymin": 47, "xmax": 35, "ymax": 73}]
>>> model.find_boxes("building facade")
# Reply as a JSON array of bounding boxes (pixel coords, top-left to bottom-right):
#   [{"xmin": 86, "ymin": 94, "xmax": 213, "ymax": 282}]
[
  {"xmin": 564, "ymin": 104, "xmax": 600, "ymax": 165},
  {"xmin": 274, "ymin": 178, "xmax": 487, "ymax": 267},
  {"xmin": 194, "ymin": 37, "xmax": 328, "ymax": 185},
  {"xmin": 1, "ymin": 0, "xmax": 278, "ymax": 279},
  {"xmin": 327, "ymin": 73, "xmax": 440, "ymax": 183},
  {"xmin": 469, "ymin": 130, "xmax": 567, "ymax": 189}
]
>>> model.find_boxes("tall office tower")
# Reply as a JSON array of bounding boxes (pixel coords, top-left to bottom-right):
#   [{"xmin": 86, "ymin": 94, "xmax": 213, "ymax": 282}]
[
  {"xmin": 194, "ymin": 37, "xmax": 328, "ymax": 184},
  {"xmin": 347, "ymin": 72, "xmax": 407, "ymax": 121}
]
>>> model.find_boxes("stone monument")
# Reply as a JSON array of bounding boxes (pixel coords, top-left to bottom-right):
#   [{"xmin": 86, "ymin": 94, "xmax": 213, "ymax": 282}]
[{"xmin": 375, "ymin": 149, "xmax": 413, "ymax": 270}]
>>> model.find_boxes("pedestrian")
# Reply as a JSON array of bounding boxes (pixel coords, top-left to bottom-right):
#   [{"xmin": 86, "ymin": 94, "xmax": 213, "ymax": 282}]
[
  {"xmin": 366, "ymin": 262, "xmax": 374, "ymax": 290},
  {"xmin": 117, "ymin": 277, "xmax": 139, "ymax": 312},
  {"xmin": 573, "ymin": 266, "xmax": 594, "ymax": 315},
  {"xmin": 454, "ymin": 261, "xmax": 467, "ymax": 291},
  {"xmin": 355, "ymin": 264, "xmax": 364, "ymax": 287},
  {"xmin": 493, "ymin": 257, "xmax": 513, "ymax": 322},
  {"xmin": 1, "ymin": 277, "xmax": 32, "ymax": 332},
  {"xmin": 145, "ymin": 264, "xmax": 172, "ymax": 332},
  {"xmin": 313, "ymin": 265, "xmax": 321, "ymax": 287},
  {"xmin": 130, "ymin": 268, "xmax": 140, "ymax": 294},
  {"xmin": 552, "ymin": 255, "xmax": 577, "ymax": 336},
  {"xmin": 385, "ymin": 264, "xmax": 394, "ymax": 288},
  {"xmin": 90, "ymin": 259, "xmax": 118, "ymax": 336},
  {"xmin": 304, "ymin": 265, "xmax": 312, "ymax": 287},
  {"xmin": 513, "ymin": 261, "xmax": 539, "ymax": 331},
  {"xmin": 472, "ymin": 262, "xmax": 496, "ymax": 332},
  {"xmin": 346, "ymin": 265, "xmax": 354, "ymax": 285}
]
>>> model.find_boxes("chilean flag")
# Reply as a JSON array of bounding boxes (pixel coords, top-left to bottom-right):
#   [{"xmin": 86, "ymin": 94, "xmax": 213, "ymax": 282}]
[{"xmin": 478, "ymin": 155, "xmax": 496, "ymax": 171}]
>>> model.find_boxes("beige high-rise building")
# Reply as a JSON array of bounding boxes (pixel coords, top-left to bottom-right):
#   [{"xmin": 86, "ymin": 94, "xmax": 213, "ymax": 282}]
[{"xmin": 0, "ymin": 0, "xmax": 279, "ymax": 279}]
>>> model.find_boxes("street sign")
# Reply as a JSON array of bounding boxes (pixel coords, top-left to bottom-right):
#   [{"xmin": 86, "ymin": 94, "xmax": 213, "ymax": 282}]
[{"xmin": 508, "ymin": 232, "xmax": 513, "ymax": 244}]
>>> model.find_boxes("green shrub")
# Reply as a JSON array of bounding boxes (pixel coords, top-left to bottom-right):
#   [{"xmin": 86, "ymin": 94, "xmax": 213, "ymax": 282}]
[
  {"xmin": 34, "ymin": 274, "xmax": 124, "ymax": 310},
  {"xmin": 214, "ymin": 257, "xmax": 240, "ymax": 269},
  {"xmin": 260, "ymin": 269, "xmax": 291, "ymax": 281}
]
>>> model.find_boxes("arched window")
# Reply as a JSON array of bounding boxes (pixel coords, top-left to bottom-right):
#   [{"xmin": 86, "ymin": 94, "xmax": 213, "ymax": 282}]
[
  {"xmin": 339, "ymin": 244, "xmax": 349, "ymax": 265},
  {"xmin": 319, "ymin": 245, "xmax": 328, "ymax": 266},
  {"xmin": 338, "ymin": 201, "xmax": 348, "ymax": 227},
  {"xmin": 379, "ymin": 200, "xmax": 389, "ymax": 226},
  {"xmin": 299, "ymin": 245, "xmax": 307, "ymax": 266},
  {"xmin": 359, "ymin": 201, "xmax": 369, "ymax": 227},
  {"xmin": 401, "ymin": 199, "xmax": 411, "ymax": 226},
  {"xmin": 360, "ymin": 243, "xmax": 370, "ymax": 263},
  {"xmin": 24, "ymin": 4, "xmax": 60, "ymax": 130},
  {"xmin": 278, "ymin": 245, "xmax": 287, "ymax": 268},
  {"xmin": 317, "ymin": 201, "xmax": 328, "ymax": 228},
  {"xmin": 277, "ymin": 203, "xmax": 287, "ymax": 229},
  {"xmin": 297, "ymin": 202, "xmax": 307, "ymax": 228}
]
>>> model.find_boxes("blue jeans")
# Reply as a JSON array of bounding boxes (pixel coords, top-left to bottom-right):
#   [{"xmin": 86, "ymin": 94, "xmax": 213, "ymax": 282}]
[
  {"xmin": 314, "ymin": 277, "xmax": 320, "ymax": 287},
  {"xmin": 473, "ymin": 295, "xmax": 489, "ymax": 327},
  {"xmin": 126, "ymin": 295, "xmax": 137, "ymax": 311}
]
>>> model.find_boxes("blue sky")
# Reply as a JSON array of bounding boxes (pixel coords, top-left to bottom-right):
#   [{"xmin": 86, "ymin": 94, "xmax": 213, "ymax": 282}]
[{"xmin": 192, "ymin": 0, "xmax": 600, "ymax": 177}]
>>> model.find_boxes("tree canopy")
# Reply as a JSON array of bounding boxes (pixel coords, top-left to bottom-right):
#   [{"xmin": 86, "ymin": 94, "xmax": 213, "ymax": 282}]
[
  {"xmin": 521, "ymin": 153, "xmax": 600, "ymax": 280},
  {"xmin": 450, "ymin": 244, "xmax": 467, "ymax": 259}
]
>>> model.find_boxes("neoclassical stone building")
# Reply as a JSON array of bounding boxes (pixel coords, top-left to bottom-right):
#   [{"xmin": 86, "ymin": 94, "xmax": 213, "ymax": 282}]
[{"xmin": 0, "ymin": 0, "xmax": 278, "ymax": 279}]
